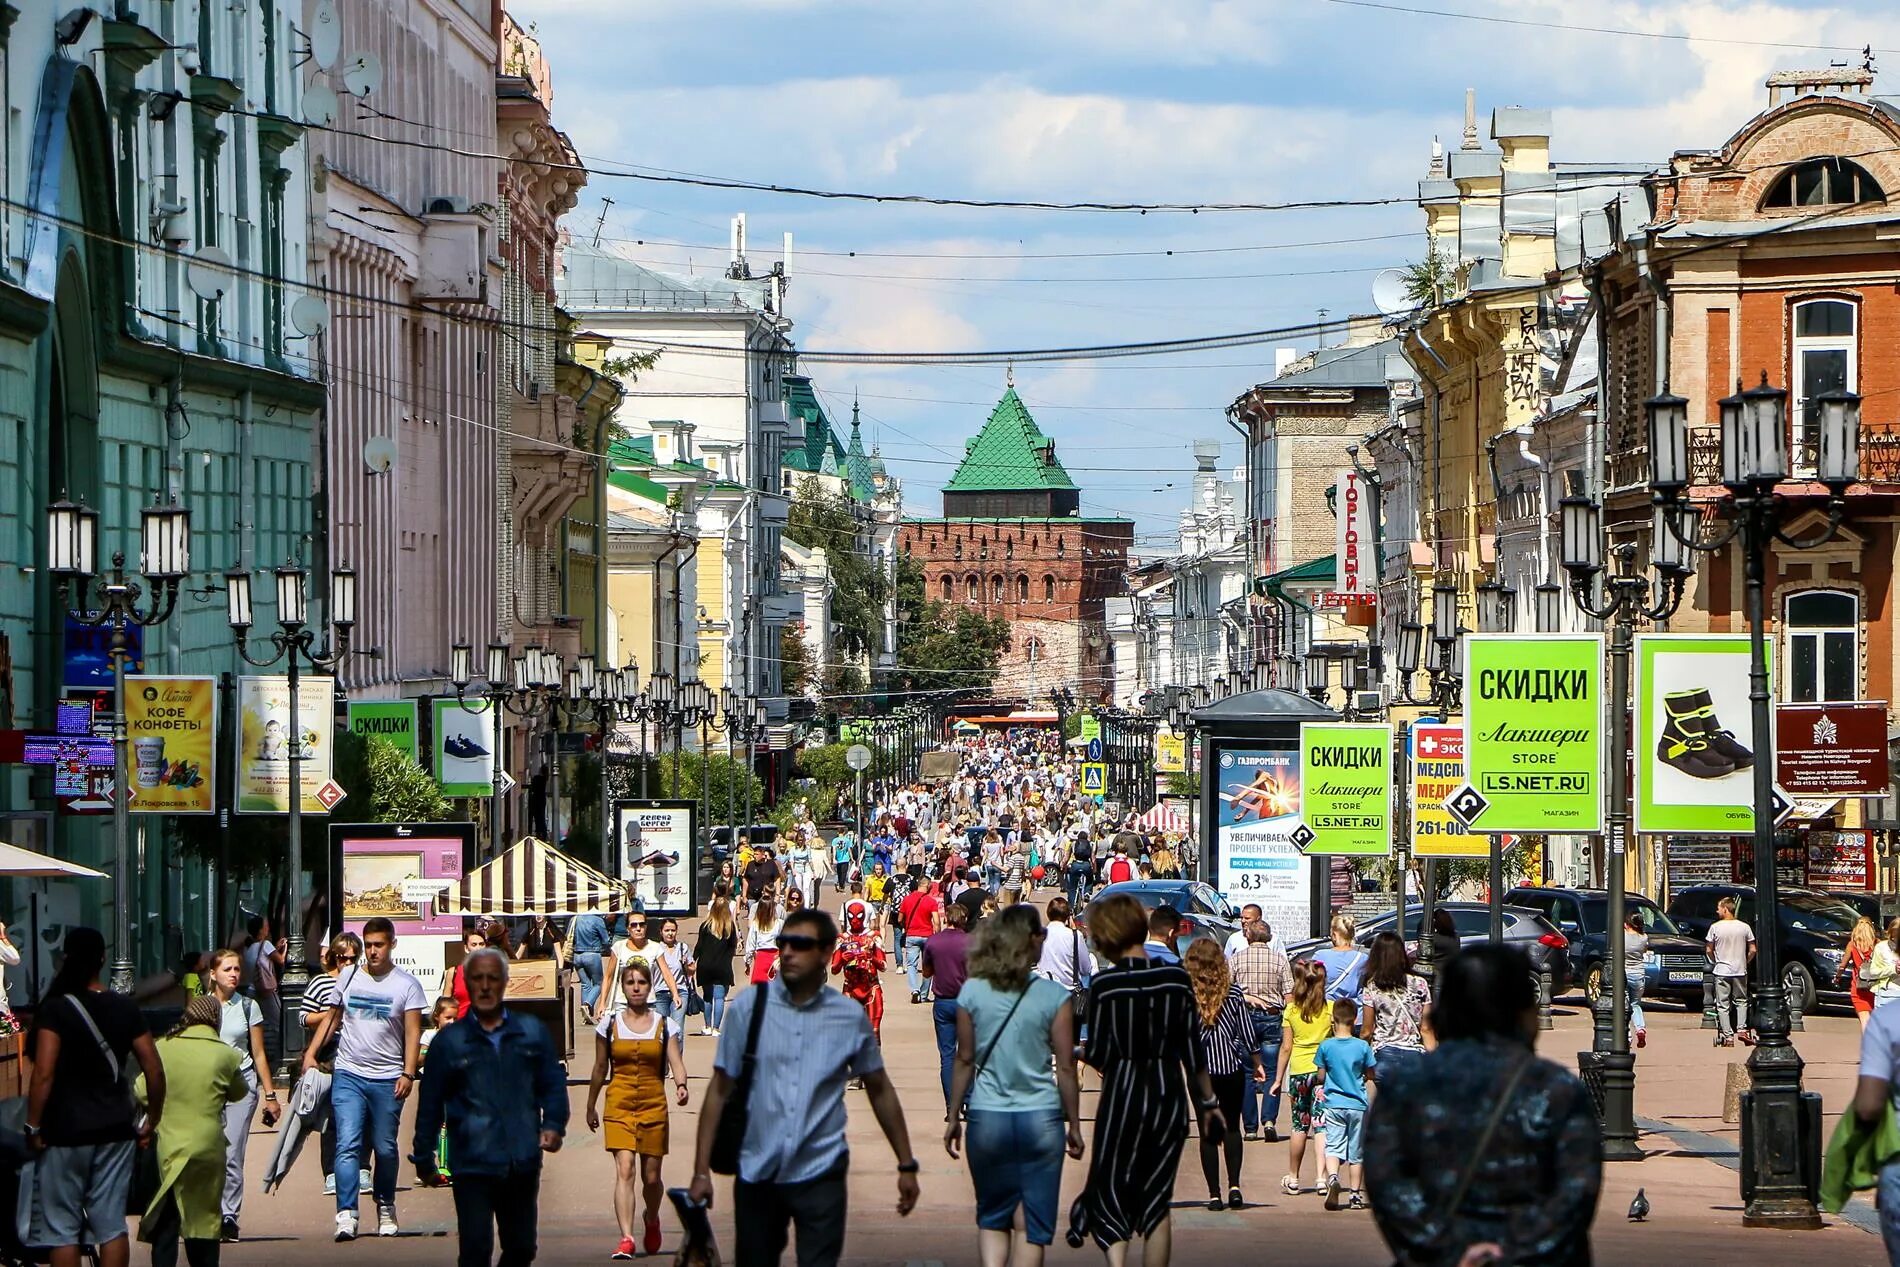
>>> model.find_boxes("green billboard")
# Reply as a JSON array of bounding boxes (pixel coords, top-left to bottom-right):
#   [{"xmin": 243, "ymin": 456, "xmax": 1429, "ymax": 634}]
[
  {"xmin": 1298, "ymin": 722, "xmax": 1393, "ymax": 855},
  {"xmin": 1634, "ymin": 634, "xmax": 1766, "ymax": 834},
  {"xmin": 1464, "ymin": 634, "xmax": 1604, "ymax": 834},
  {"xmin": 347, "ymin": 700, "xmax": 419, "ymax": 763}
]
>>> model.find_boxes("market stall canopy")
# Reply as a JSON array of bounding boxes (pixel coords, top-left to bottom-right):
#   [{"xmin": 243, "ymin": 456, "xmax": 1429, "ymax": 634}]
[
  {"xmin": 0, "ymin": 842, "xmax": 107, "ymax": 878},
  {"xmin": 1134, "ymin": 803, "xmax": 1188, "ymax": 835},
  {"xmin": 451, "ymin": 837, "xmax": 622, "ymax": 915}
]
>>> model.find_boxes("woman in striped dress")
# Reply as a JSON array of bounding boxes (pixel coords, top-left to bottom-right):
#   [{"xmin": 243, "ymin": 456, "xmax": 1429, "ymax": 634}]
[
  {"xmin": 1185, "ymin": 939, "xmax": 1265, "ymax": 1211},
  {"xmin": 1067, "ymin": 894, "xmax": 1224, "ymax": 1266}
]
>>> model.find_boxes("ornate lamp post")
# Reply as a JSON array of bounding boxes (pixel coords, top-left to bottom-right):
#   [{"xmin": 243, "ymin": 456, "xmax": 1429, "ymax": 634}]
[
  {"xmin": 1393, "ymin": 583, "xmax": 1467, "ymax": 986},
  {"xmin": 227, "ymin": 558, "xmax": 355, "ymax": 1072},
  {"xmin": 1650, "ymin": 374, "xmax": 1861, "ymax": 1228},
  {"xmin": 46, "ymin": 495, "xmax": 192, "ymax": 994},
  {"xmin": 450, "ymin": 641, "xmax": 559, "ymax": 856}
]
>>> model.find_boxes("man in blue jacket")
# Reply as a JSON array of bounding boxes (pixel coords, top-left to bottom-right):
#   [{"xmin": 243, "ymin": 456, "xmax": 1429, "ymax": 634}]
[{"xmin": 413, "ymin": 947, "xmax": 569, "ymax": 1267}]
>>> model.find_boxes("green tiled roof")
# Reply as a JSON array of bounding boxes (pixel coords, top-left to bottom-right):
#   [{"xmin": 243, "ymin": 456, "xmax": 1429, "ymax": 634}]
[
  {"xmin": 843, "ymin": 401, "xmax": 876, "ymax": 502},
  {"xmin": 782, "ymin": 375, "xmax": 848, "ymax": 478},
  {"xmin": 606, "ymin": 437, "xmax": 731, "ymax": 504},
  {"xmin": 942, "ymin": 389, "xmax": 1077, "ymax": 494}
]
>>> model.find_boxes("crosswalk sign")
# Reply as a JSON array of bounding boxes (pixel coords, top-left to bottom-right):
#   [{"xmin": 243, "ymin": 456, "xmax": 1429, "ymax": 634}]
[{"xmin": 1081, "ymin": 763, "xmax": 1106, "ymax": 796}]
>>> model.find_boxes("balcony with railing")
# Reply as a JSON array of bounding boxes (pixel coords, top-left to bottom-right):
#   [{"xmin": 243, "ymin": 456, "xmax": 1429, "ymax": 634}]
[{"xmin": 1685, "ymin": 422, "xmax": 1900, "ymax": 487}]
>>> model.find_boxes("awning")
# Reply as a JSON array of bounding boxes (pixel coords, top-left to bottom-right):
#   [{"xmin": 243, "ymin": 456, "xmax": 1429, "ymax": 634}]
[
  {"xmin": 451, "ymin": 837, "xmax": 623, "ymax": 915},
  {"xmin": 1135, "ymin": 804, "xmax": 1188, "ymax": 835},
  {"xmin": 0, "ymin": 842, "xmax": 106, "ymax": 878}
]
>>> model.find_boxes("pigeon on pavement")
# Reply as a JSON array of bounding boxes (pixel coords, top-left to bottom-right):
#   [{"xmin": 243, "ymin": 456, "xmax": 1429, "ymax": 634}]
[{"xmin": 1628, "ymin": 1188, "xmax": 1649, "ymax": 1221}]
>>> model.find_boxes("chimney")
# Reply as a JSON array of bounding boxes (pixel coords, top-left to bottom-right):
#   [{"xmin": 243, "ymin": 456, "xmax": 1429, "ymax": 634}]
[
  {"xmin": 1461, "ymin": 88, "xmax": 1479, "ymax": 150},
  {"xmin": 1344, "ymin": 314, "xmax": 1385, "ymax": 348}
]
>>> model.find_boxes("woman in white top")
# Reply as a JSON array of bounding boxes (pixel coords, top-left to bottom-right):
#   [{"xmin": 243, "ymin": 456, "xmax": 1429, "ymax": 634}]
[
  {"xmin": 744, "ymin": 892, "xmax": 783, "ymax": 985},
  {"xmin": 601, "ymin": 913, "xmax": 659, "ymax": 1016},
  {"xmin": 649, "ymin": 919, "xmax": 696, "ymax": 1024},
  {"xmin": 207, "ymin": 947, "xmax": 280, "ymax": 1239},
  {"xmin": 783, "ymin": 835, "xmax": 814, "ymax": 909}
]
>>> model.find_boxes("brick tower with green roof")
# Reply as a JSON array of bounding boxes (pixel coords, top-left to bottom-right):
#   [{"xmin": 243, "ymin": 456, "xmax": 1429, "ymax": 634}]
[{"xmin": 898, "ymin": 385, "xmax": 1133, "ymax": 703}]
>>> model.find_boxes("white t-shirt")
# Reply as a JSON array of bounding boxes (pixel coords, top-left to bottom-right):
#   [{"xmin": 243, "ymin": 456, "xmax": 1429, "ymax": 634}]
[
  {"xmin": 335, "ymin": 965, "xmax": 428, "ymax": 1080},
  {"xmin": 595, "ymin": 1008, "xmax": 683, "ymax": 1043},
  {"xmin": 1707, "ymin": 919, "xmax": 1756, "ymax": 977}
]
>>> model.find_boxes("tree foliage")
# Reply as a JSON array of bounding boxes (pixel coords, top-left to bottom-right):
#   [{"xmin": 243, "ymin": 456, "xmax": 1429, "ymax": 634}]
[
  {"xmin": 888, "ymin": 552, "xmax": 1011, "ymax": 696},
  {"xmin": 785, "ymin": 477, "xmax": 888, "ymax": 665}
]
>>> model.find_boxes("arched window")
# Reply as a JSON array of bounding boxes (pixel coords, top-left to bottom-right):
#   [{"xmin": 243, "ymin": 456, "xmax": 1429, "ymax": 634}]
[
  {"xmin": 1043, "ymin": 574, "xmax": 1057, "ymax": 601},
  {"xmin": 1786, "ymin": 589, "xmax": 1857, "ymax": 702},
  {"xmin": 1762, "ymin": 157, "xmax": 1884, "ymax": 210},
  {"xmin": 992, "ymin": 574, "xmax": 1005, "ymax": 601},
  {"xmin": 940, "ymin": 575, "xmax": 954, "ymax": 602},
  {"xmin": 1792, "ymin": 298, "xmax": 1856, "ymax": 477},
  {"xmin": 965, "ymin": 573, "xmax": 980, "ymax": 602},
  {"xmin": 1016, "ymin": 573, "xmax": 1029, "ymax": 601}
]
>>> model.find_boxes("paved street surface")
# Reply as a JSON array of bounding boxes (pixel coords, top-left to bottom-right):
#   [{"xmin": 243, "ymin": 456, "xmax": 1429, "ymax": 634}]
[{"xmin": 211, "ymin": 965, "xmax": 1889, "ymax": 1266}]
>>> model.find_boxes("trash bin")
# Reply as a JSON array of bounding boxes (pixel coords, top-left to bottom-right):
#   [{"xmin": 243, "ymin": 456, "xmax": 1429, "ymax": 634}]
[{"xmin": 1576, "ymin": 1050, "xmax": 1608, "ymax": 1126}]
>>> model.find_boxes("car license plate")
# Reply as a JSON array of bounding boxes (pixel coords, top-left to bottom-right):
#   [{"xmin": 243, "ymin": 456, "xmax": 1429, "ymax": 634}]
[{"xmin": 1668, "ymin": 971, "xmax": 1701, "ymax": 982}]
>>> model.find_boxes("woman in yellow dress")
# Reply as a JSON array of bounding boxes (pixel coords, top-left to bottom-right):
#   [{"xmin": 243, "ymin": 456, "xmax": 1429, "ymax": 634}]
[{"xmin": 586, "ymin": 960, "xmax": 689, "ymax": 1259}]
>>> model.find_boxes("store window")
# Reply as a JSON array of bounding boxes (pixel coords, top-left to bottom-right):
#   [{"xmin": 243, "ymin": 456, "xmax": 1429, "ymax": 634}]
[
  {"xmin": 1791, "ymin": 298, "xmax": 1856, "ymax": 478},
  {"xmin": 1785, "ymin": 589, "xmax": 1857, "ymax": 702}
]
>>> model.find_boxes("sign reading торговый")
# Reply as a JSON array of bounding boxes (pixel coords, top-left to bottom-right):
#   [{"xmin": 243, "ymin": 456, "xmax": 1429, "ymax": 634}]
[{"xmin": 1462, "ymin": 634, "xmax": 1604, "ymax": 834}]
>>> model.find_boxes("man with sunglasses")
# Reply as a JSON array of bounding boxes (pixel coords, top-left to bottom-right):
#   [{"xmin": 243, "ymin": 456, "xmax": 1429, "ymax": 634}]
[{"xmin": 689, "ymin": 908, "xmax": 919, "ymax": 1266}]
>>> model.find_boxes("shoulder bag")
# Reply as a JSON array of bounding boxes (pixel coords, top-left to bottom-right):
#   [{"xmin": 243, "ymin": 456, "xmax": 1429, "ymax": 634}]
[
  {"xmin": 961, "ymin": 986, "xmax": 1031, "ymax": 1119},
  {"xmin": 708, "ymin": 985, "xmax": 770, "ymax": 1176}
]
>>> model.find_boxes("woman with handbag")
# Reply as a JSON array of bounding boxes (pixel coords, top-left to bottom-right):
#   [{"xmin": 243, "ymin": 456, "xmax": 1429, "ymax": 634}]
[
  {"xmin": 1839, "ymin": 915, "xmax": 1879, "ymax": 1030},
  {"xmin": 137, "ymin": 995, "xmax": 246, "ymax": 1267},
  {"xmin": 945, "ymin": 903, "xmax": 1083, "ymax": 1267},
  {"xmin": 694, "ymin": 886, "xmax": 739, "ymax": 1036},
  {"xmin": 204, "ymin": 948, "xmax": 281, "ymax": 1242},
  {"xmin": 586, "ymin": 961, "xmax": 689, "ymax": 1260},
  {"xmin": 1366, "ymin": 944, "xmax": 1602, "ymax": 1267},
  {"xmin": 652, "ymin": 918, "xmax": 696, "ymax": 1025}
]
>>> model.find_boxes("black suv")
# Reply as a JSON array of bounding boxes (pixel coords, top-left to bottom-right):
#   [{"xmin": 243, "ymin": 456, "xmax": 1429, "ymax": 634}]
[
  {"xmin": 1665, "ymin": 884, "xmax": 1856, "ymax": 1015},
  {"xmin": 1506, "ymin": 887, "xmax": 1708, "ymax": 1007}
]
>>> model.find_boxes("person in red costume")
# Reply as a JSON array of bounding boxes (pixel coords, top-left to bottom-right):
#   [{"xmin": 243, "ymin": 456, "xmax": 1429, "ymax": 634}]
[{"xmin": 831, "ymin": 898, "xmax": 888, "ymax": 1044}]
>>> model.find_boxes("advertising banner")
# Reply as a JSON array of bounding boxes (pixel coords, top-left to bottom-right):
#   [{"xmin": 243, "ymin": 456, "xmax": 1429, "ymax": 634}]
[
  {"xmin": 1079, "ymin": 713, "xmax": 1101, "ymax": 744},
  {"xmin": 613, "ymin": 800, "xmax": 697, "ymax": 916},
  {"xmin": 330, "ymin": 823, "xmax": 473, "ymax": 991},
  {"xmin": 1157, "ymin": 732, "xmax": 1186, "ymax": 774},
  {"xmin": 1805, "ymin": 829, "xmax": 1873, "ymax": 890},
  {"xmin": 1323, "ymin": 468, "xmax": 1376, "ymax": 610},
  {"xmin": 124, "ymin": 676, "xmax": 214, "ymax": 814},
  {"xmin": 1213, "ymin": 746, "xmax": 1311, "ymax": 941},
  {"xmin": 1464, "ymin": 634, "xmax": 1604, "ymax": 834},
  {"xmin": 62, "ymin": 615, "xmax": 141, "ymax": 689},
  {"xmin": 1776, "ymin": 701, "xmax": 1889, "ymax": 798},
  {"xmin": 1409, "ymin": 723, "xmax": 1490, "ymax": 858},
  {"xmin": 235, "ymin": 676, "xmax": 335, "ymax": 814},
  {"xmin": 348, "ymin": 700, "xmax": 420, "ymax": 764},
  {"xmin": 1635, "ymin": 635, "xmax": 1766, "ymax": 835},
  {"xmin": 1298, "ymin": 722, "xmax": 1392, "ymax": 855},
  {"xmin": 433, "ymin": 698, "xmax": 496, "ymax": 797}
]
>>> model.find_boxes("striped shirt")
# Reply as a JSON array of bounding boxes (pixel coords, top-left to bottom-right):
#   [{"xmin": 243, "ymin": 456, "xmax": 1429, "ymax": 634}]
[
  {"xmin": 713, "ymin": 979, "xmax": 883, "ymax": 1185},
  {"xmin": 1198, "ymin": 986, "xmax": 1257, "ymax": 1077},
  {"xmin": 1230, "ymin": 942, "xmax": 1291, "ymax": 1012}
]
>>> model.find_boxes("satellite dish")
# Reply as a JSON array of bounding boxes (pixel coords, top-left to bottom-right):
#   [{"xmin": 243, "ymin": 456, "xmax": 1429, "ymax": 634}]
[
  {"xmin": 1372, "ymin": 267, "xmax": 1418, "ymax": 316},
  {"xmin": 362, "ymin": 436, "xmax": 397, "ymax": 475},
  {"xmin": 301, "ymin": 80, "xmax": 338, "ymax": 126},
  {"xmin": 185, "ymin": 247, "xmax": 234, "ymax": 303},
  {"xmin": 289, "ymin": 294, "xmax": 331, "ymax": 337},
  {"xmin": 341, "ymin": 52, "xmax": 381, "ymax": 98},
  {"xmin": 307, "ymin": 0, "xmax": 341, "ymax": 69}
]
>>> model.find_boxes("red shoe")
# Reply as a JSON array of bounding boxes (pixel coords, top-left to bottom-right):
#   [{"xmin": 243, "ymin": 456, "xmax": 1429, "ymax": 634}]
[
  {"xmin": 1739, "ymin": 1029, "xmax": 1758, "ymax": 1046},
  {"xmin": 643, "ymin": 1215, "xmax": 662, "ymax": 1256},
  {"xmin": 1635, "ymin": 1028, "xmax": 1647, "ymax": 1049},
  {"xmin": 612, "ymin": 1236, "xmax": 634, "ymax": 1259}
]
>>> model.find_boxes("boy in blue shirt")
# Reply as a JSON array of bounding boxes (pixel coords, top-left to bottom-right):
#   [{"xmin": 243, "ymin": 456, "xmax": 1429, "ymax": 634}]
[{"xmin": 1314, "ymin": 998, "xmax": 1376, "ymax": 1210}]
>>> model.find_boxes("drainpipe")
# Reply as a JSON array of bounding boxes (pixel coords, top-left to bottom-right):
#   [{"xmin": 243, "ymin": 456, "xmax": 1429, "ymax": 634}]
[
  {"xmin": 1409, "ymin": 326, "xmax": 1452, "ymax": 580},
  {"xmin": 1224, "ymin": 402, "xmax": 1254, "ymax": 666}
]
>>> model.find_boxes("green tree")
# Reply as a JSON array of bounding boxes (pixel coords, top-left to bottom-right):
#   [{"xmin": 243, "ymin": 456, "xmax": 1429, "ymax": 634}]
[
  {"xmin": 360, "ymin": 736, "xmax": 451, "ymax": 822},
  {"xmin": 780, "ymin": 624, "xmax": 814, "ymax": 697},
  {"xmin": 888, "ymin": 552, "xmax": 1011, "ymax": 695},
  {"xmin": 785, "ymin": 477, "xmax": 888, "ymax": 677}
]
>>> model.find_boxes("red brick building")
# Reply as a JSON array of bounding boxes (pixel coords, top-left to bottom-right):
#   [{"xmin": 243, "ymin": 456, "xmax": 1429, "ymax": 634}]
[{"xmin": 899, "ymin": 389, "xmax": 1133, "ymax": 702}]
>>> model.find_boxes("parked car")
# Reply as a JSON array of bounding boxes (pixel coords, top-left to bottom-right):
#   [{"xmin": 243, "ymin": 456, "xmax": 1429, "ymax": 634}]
[
  {"xmin": 1285, "ymin": 902, "xmax": 1572, "ymax": 996},
  {"xmin": 1087, "ymin": 880, "xmax": 1243, "ymax": 953},
  {"xmin": 1831, "ymin": 891, "xmax": 1885, "ymax": 926},
  {"xmin": 1664, "ymin": 884, "xmax": 1855, "ymax": 1015},
  {"xmin": 1505, "ymin": 886, "xmax": 1707, "ymax": 1007}
]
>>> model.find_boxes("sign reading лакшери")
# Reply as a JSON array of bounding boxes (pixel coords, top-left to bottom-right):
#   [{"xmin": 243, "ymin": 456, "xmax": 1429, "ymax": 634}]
[{"xmin": 1462, "ymin": 634, "xmax": 1605, "ymax": 834}]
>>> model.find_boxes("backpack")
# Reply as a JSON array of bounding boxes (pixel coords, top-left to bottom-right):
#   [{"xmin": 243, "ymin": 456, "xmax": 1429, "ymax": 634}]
[
  {"xmin": 1107, "ymin": 856, "xmax": 1133, "ymax": 884},
  {"xmin": 1072, "ymin": 838, "xmax": 1093, "ymax": 864}
]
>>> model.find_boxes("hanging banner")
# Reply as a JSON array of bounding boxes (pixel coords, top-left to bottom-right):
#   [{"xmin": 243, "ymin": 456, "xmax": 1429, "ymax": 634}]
[
  {"xmin": 62, "ymin": 615, "xmax": 142, "ymax": 689},
  {"xmin": 1297, "ymin": 722, "xmax": 1392, "ymax": 855},
  {"xmin": 1324, "ymin": 467, "xmax": 1376, "ymax": 610},
  {"xmin": 348, "ymin": 700, "xmax": 420, "ymax": 764},
  {"xmin": 1635, "ymin": 635, "xmax": 1766, "ymax": 835},
  {"xmin": 1409, "ymin": 722, "xmax": 1490, "ymax": 858},
  {"xmin": 613, "ymin": 800, "xmax": 697, "ymax": 917},
  {"xmin": 1213, "ymin": 746, "xmax": 1311, "ymax": 940},
  {"xmin": 1157, "ymin": 732, "xmax": 1186, "ymax": 774},
  {"xmin": 124, "ymin": 675, "xmax": 215, "ymax": 814},
  {"xmin": 1775, "ymin": 701, "xmax": 1889, "ymax": 798},
  {"xmin": 235, "ymin": 676, "xmax": 335, "ymax": 814},
  {"xmin": 1464, "ymin": 634, "xmax": 1604, "ymax": 834},
  {"xmin": 433, "ymin": 698, "xmax": 497, "ymax": 797}
]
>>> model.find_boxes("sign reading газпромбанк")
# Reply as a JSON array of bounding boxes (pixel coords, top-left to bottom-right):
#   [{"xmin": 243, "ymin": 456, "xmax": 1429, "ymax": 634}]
[
  {"xmin": 1298, "ymin": 722, "xmax": 1393, "ymax": 855},
  {"xmin": 1463, "ymin": 634, "xmax": 1604, "ymax": 834}
]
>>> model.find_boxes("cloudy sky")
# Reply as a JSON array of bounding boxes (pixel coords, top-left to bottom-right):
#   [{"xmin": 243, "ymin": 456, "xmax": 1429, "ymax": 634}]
[{"xmin": 519, "ymin": 0, "xmax": 1900, "ymax": 551}]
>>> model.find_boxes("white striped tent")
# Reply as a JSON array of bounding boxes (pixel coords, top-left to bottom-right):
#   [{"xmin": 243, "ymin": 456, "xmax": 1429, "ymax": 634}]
[
  {"xmin": 1134, "ymin": 803, "xmax": 1188, "ymax": 835},
  {"xmin": 451, "ymin": 837, "xmax": 624, "ymax": 915}
]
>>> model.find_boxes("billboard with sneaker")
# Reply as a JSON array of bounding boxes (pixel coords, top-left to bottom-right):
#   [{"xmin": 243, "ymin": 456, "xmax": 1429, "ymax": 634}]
[
  {"xmin": 1635, "ymin": 634, "xmax": 1768, "ymax": 834},
  {"xmin": 432, "ymin": 697, "xmax": 497, "ymax": 797}
]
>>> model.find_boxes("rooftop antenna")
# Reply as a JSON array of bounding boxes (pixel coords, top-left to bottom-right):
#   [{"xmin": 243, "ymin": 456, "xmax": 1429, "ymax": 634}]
[
  {"xmin": 591, "ymin": 197, "xmax": 613, "ymax": 247},
  {"xmin": 1315, "ymin": 307, "xmax": 1330, "ymax": 350},
  {"xmin": 1461, "ymin": 87, "xmax": 1480, "ymax": 150},
  {"xmin": 728, "ymin": 212, "xmax": 748, "ymax": 280}
]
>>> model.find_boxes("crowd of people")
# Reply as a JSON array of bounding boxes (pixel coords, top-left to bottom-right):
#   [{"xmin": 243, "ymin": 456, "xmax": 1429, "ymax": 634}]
[{"xmin": 8, "ymin": 727, "xmax": 1607, "ymax": 1267}]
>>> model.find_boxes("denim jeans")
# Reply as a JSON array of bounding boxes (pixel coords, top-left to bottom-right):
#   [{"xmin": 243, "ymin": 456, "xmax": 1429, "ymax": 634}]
[
  {"xmin": 903, "ymin": 942, "xmax": 928, "ymax": 998},
  {"xmin": 705, "ymin": 984, "xmax": 729, "ymax": 1030},
  {"xmin": 573, "ymin": 951, "xmax": 605, "ymax": 1012},
  {"xmin": 331, "ymin": 1068, "xmax": 401, "ymax": 1211},
  {"xmin": 1626, "ymin": 973, "xmax": 1647, "ymax": 1034},
  {"xmin": 933, "ymin": 997, "xmax": 961, "ymax": 1112},
  {"xmin": 965, "ymin": 1109, "xmax": 1066, "ymax": 1246},
  {"xmin": 1065, "ymin": 865, "xmax": 1090, "ymax": 911},
  {"xmin": 1240, "ymin": 1008, "xmax": 1283, "ymax": 1134}
]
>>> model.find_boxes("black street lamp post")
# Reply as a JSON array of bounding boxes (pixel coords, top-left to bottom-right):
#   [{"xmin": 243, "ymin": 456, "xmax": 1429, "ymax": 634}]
[
  {"xmin": 450, "ymin": 642, "xmax": 561, "ymax": 857},
  {"xmin": 1393, "ymin": 581, "xmax": 1466, "ymax": 987},
  {"xmin": 1650, "ymin": 374, "xmax": 1861, "ymax": 1228},
  {"xmin": 46, "ymin": 495, "xmax": 193, "ymax": 995}
]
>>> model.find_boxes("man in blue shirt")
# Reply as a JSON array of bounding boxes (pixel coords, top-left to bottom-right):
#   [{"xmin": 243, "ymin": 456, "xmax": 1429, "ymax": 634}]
[
  {"xmin": 1142, "ymin": 906, "xmax": 1184, "ymax": 966},
  {"xmin": 570, "ymin": 909, "xmax": 614, "ymax": 1021},
  {"xmin": 413, "ymin": 949, "xmax": 568, "ymax": 1267}
]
